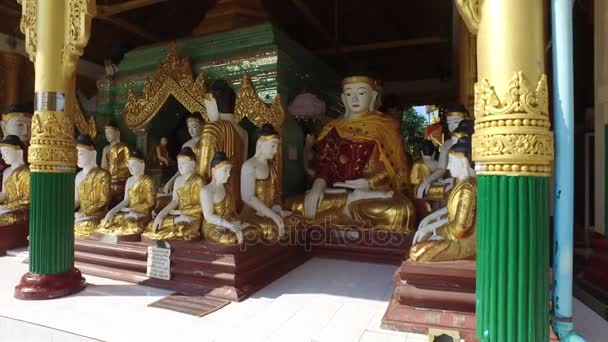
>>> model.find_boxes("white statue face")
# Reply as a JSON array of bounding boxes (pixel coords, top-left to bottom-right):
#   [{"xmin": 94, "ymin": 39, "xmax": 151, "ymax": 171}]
[
  {"xmin": 105, "ymin": 127, "xmax": 120, "ymax": 143},
  {"xmin": 2, "ymin": 117, "xmax": 32, "ymax": 144},
  {"xmin": 212, "ymin": 164, "xmax": 232, "ymax": 185},
  {"xmin": 187, "ymin": 121, "xmax": 202, "ymax": 138},
  {"xmin": 160, "ymin": 137, "xmax": 168, "ymax": 145},
  {"xmin": 204, "ymin": 98, "xmax": 220, "ymax": 122},
  {"xmin": 177, "ymin": 157, "xmax": 195, "ymax": 176},
  {"xmin": 342, "ymin": 82, "xmax": 377, "ymax": 116},
  {"xmin": 77, "ymin": 147, "xmax": 95, "ymax": 168},
  {"xmin": 128, "ymin": 159, "xmax": 145, "ymax": 176},
  {"xmin": 258, "ymin": 138, "xmax": 279, "ymax": 160},
  {"xmin": 0, "ymin": 146, "xmax": 22, "ymax": 165},
  {"xmin": 447, "ymin": 116, "xmax": 464, "ymax": 133},
  {"xmin": 447, "ymin": 154, "xmax": 470, "ymax": 179}
]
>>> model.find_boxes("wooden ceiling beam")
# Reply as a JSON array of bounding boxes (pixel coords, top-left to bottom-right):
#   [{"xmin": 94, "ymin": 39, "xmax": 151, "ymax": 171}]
[
  {"xmin": 96, "ymin": 16, "xmax": 160, "ymax": 43},
  {"xmin": 97, "ymin": 0, "xmax": 167, "ymax": 17},
  {"xmin": 288, "ymin": 0, "xmax": 334, "ymax": 45},
  {"xmin": 314, "ymin": 37, "xmax": 448, "ymax": 55}
]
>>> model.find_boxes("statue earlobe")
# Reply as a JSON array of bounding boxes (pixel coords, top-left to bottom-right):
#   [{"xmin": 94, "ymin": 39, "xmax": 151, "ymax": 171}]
[
  {"xmin": 341, "ymin": 93, "xmax": 350, "ymax": 117},
  {"xmin": 370, "ymin": 90, "xmax": 378, "ymax": 112}
]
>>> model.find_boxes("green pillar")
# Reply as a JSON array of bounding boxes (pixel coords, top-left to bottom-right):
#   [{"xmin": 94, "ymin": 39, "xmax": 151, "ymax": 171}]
[{"xmin": 14, "ymin": 0, "xmax": 95, "ymax": 300}]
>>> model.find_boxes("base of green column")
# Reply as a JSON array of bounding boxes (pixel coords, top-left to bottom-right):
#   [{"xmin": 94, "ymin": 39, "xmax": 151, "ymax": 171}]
[
  {"xmin": 14, "ymin": 267, "xmax": 85, "ymax": 300},
  {"xmin": 476, "ymin": 175, "xmax": 550, "ymax": 342}
]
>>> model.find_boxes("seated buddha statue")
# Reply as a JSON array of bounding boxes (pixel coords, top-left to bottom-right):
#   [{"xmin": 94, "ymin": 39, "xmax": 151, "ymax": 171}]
[
  {"xmin": 162, "ymin": 113, "xmax": 204, "ymax": 193},
  {"xmin": 97, "ymin": 149, "xmax": 156, "ymax": 236},
  {"xmin": 0, "ymin": 135, "xmax": 30, "ymax": 224},
  {"xmin": 410, "ymin": 137, "xmax": 477, "ymax": 262},
  {"xmin": 240, "ymin": 124, "xmax": 293, "ymax": 241},
  {"xmin": 286, "ymin": 75, "xmax": 416, "ymax": 233},
  {"xmin": 416, "ymin": 105, "xmax": 469, "ymax": 199},
  {"xmin": 101, "ymin": 120, "xmax": 130, "ymax": 205},
  {"xmin": 196, "ymin": 79, "xmax": 248, "ymax": 211},
  {"xmin": 143, "ymin": 147, "xmax": 203, "ymax": 241},
  {"xmin": 0, "ymin": 103, "xmax": 33, "ymax": 172},
  {"xmin": 74, "ymin": 135, "xmax": 111, "ymax": 238},
  {"xmin": 201, "ymin": 152, "xmax": 258, "ymax": 245}
]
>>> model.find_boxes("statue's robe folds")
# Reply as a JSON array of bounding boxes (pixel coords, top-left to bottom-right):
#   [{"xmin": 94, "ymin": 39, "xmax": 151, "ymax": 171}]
[
  {"xmin": 143, "ymin": 175, "xmax": 203, "ymax": 241},
  {"xmin": 287, "ymin": 111, "xmax": 416, "ymax": 233},
  {"xmin": 410, "ymin": 160, "xmax": 433, "ymax": 218},
  {"xmin": 0, "ymin": 165, "xmax": 30, "ymax": 224},
  {"xmin": 409, "ymin": 178, "xmax": 477, "ymax": 262},
  {"xmin": 202, "ymin": 189, "xmax": 259, "ymax": 245},
  {"xmin": 74, "ymin": 168, "xmax": 111, "ymax": 238},
  {"xmin": 97, "ymin": 175, "xmax": 156, "ymax": 235},
  {"xmin": 196, "ymin": 120, "xmax": 245, "ymax": 211},
  {"xmin": 106, "ymin": 142, "xmax": 130, "ymax": 204}
]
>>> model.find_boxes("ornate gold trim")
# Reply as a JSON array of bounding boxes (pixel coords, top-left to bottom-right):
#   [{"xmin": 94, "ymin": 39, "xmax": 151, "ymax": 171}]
[
  {"xmin": 455, "ymin": 0, "xmax": 481, "ymax": 34},
  {"xmin": 18, "ymin": 0, "xmax": 37, "ymax": 63},
  {"xmin": 122, "ymin": 42, "xmax": 208, "ymax": 130},
  {"xmin": 62, "ymin": 0, "xmax": 96, "ymax": 67},
  {"xmin": 29, "ymin": 111, "xmax": 77, "ymax": 172},
  {"xmin": 472, "ymin": 72, "xmax": 554, "ymax": 176},
  {"xmin": 73, "ymin": 94, "xmax": 97, "ymax": 139},
  {"xmin": 235, "ymin": 73, "xmax": 286, "ymax": 197}
]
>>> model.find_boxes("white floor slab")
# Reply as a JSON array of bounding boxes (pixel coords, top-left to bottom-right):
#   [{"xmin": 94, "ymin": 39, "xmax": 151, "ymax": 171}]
[{"xmin": 0, "ymin": 255, "xmax": 606, "ymax": 342}]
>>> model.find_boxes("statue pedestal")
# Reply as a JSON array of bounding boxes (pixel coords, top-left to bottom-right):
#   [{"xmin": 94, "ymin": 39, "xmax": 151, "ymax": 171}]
[
  {"xmin": 382, "ymin": 260, "xmax": 477, "ymax": 340},
  {"xmin": 306, "ymin": 227, "xmax": 411, "ymax": 264},
  {"xmin": 94, "ymin": 231, "xmax": 142, "ymax": 244},
  {"xmin": 0, "ymin": 222, "xmax": 29, "ymax": 256}
]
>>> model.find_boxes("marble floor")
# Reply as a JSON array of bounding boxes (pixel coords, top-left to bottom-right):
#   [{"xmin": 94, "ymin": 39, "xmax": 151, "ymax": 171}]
[{"xmin": 0, "ymin": 253, "xmax": 606, "ymax": 342}]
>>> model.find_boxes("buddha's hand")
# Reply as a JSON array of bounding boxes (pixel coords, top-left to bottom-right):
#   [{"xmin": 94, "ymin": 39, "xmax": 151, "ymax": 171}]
[
  {"xmin": 272, "ymin": 205, "xmax": 292, "ymax": 218},
  {"xmin": 175, "ymin": 215, "xmax": 194, "ymax": 224},
  {"xmin": 162, "ymin": 182, "xmax": 172, "ymax": 194},
  {"xmin": 151, "ymin": 215, "xmax": 164, "ymax": 232},
  {"xmin": 269, "ymin": 211, "xmax": 285, "ymax": 237},
  {"xmin": 304, "ymin": 184, "xmax": 325, "ymax": 219},
  {"xmin": 413, "ymin": 225, "xmax": 434, "ymax": 245},
  {"xmin": 416, "ymin": 180, "xmax": 431, "ymax": 199},
  {"xmin": 102, "ymin": 210, "xmax": 116, "ymax": 225}
]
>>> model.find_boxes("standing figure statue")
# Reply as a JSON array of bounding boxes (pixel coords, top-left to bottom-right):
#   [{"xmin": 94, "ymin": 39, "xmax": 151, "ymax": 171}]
[
  {"xmin": 196, "ymin": 79, "xmax": 248, "ymax": 211},
  {"xmin": 98, "ymin": 149, "xmax": 156, "ymax": 236},
  {"xmin": 101, "ymin": 120, "xmax": 130, "ymax": 205},
  {"xmin": 287, "ymin": 75, "xmax": 416, "ymax": 233},
  {"xmin": 201, "ymin": 152, "xmax": 258, "ymax": 245},
  {"xmin": 410, "ymin": 137, "xmax": 477, "ymax": 262},
  {"xmin": 240, "ymin": 124, "xmax": 292, "ymax": 241},
  {"xmin": 0, "ymin": 135, "xmax": 30, "ymax": 224},
  {"xmin": 163, "ymin": 113, "xmax": 204, "ymax": 193},
  {"xmin": 143, "ymin": 147, "xmax": 203, "ymax": 241},
  {"xmin": 156, "ymin": 137, "xmax": 171, "ymax": 167},
  {"xmin": 75, "ymin": 135, "xmax": 111, "ymax": 238}
]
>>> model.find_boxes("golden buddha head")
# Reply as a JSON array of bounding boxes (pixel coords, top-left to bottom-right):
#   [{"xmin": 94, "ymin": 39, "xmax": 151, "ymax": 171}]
[
  {"xmin": 186, "ymin": 113, "xmax": 203, "ymax": 138},
  {"xmin": 341, "ymin": 76, "xmax": 378, "ymax": 116},
  {"xmin": 76, "ymin": 134, "xmax": 97, "ymax": 168},
  {"xmin": 177, "ymin": 147, "xmax": 196, "ymax": 176},
  {"xmin": 256, "ymin": 124, "xmax": 280, "ymax": 161},
  {"xmin": 104, "ymin": 120, "xmax": 121, "ymax": 143},
  {"xmin": 1, "ymin": 103, "xmax": 33, "ymax": 144},
  {"xmin": 0, "ymin": 135, "xmax": 25, "ymax": 165},
  {"xmin": 211, "ymin": 151, "xmax": 232, "ymax": 185},
  {"xmin": 128, "ymin": 149, "xmax": 146, "ymax": 177},
  {"xmin": 447, "ymin": 137, "xmax": 475, "ymax": 179},
  {"xmin": 445, "ymin": 104, "xmax": 469, "ymax": 132}
]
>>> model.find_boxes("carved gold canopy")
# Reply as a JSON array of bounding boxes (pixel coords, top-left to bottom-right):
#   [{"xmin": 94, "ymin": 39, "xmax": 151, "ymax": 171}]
[{"xmin": 122, "ymin": 42, "xmax": 207, "ymax": 130}]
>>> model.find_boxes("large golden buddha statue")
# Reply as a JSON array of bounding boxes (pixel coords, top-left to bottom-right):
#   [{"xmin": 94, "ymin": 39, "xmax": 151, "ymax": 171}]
[
  {"xmin": 287, "ymin": 76, "xmax": 415, "ymax": 233},
  {"xmin": 74, "ymin": 135, "xmax": 111, "ymax": 238},
  {"xmin": 0, "ymin": 135, "xmax": 30, "ymax": 224},
  {"xmin": 143, "ymin": 147, "xmax": 203, "ymax": 241},
  {"xmin": 162, "ymin": 113, "xmax": 204, "ymax": 193},
  {"xmin": 201, "ymin": 152, "xmax": 258, "ymax": 245},
  {"xmin": 97, "ymin": 150, "xmax": 156, "ymax": 236},
  {"xmin": 241, "ymin": 124, "xmax": 293, "ymax": 241},
  {"xmin": 410, "ymin": 137, "xmax": 477, "ymax": 262},
  {"xmin": 101, "ymin": 120, "xmax": 130, "ymax": 204},
  {"xmin": 196, "ymin": 79, "xmax": 247, "ymax": 211}
]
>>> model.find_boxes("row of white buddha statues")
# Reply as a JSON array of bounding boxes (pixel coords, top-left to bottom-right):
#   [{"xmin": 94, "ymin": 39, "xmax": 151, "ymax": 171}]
[{"xmin": 0, "ymin": 77, "xmax": 478, "ymax": 263}]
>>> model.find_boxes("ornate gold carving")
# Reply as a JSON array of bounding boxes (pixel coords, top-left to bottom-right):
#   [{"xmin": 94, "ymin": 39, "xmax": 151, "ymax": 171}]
[
  {"xmin": 18, "ymin": 0, "xmax": 37, "ymax": 62},
  {"xmin": 455, "ymin": 0, "xmax": 481, "ymax": 34},
  {"xmin": 123, "ymin": 42, "xmax": 208, "ymax": 130},
  {"xmin": 29, "ymin": 111, "xmax": 76, "ymax": 172},
  {"xmin": 472, "ymin": 72, "xmax": 554, "ymax": 176},
  {"xmin": 235, "ymin": 73, "xmax": 286, "ymax": 197},
  {"xmin": 73, "ymin": 95, "xmax": 97, "ymax": 138},
  {"xmin": 62, "ymin": 0, "xmax": 96, "ymax": 66}
]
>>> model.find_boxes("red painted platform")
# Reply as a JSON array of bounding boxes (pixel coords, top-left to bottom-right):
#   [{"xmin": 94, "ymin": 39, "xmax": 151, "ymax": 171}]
[{"xmin": 0, "ymin": 222, "xmax": 29, "ymax": 256}]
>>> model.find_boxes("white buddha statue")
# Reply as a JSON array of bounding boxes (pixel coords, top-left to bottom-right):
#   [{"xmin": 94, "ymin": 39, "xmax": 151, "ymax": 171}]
[
  {"xmin": 0, "ymin": 135, "xmax": 30, "ymax": 224},
  {"xmin": 0, "ymin": 103, "xmax": 33, "ymax": 171},
  {"xmin": 162, "ymin": 113, "xmax": 204, "ymax": 193}
]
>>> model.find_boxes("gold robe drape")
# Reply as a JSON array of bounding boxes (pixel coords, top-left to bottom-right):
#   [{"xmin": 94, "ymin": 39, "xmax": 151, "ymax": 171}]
[
  {"xmin": 97, "ymin": 175, "xmax": 156, "ymax": 235},
  {"xmin": 74, "ymin": 168, "xmax": 111, "ymax": 238},
  {"xmin": 410, "ymin": 178, "xmax": 477, "ymax": 262},
  {"xmin": 195, "ymin": 120, "xmax": 245, "ymax": 211},
  {"xmin": 202, "ymin": 189, "xmax": 259, "ymax": 245},
  {"xmin": 0, "ymin": 165, "xmax": 30, "ymax": 224},
  {"xmin": 143, "ymin": 174, "xmax": 203, "ymax": 240}
]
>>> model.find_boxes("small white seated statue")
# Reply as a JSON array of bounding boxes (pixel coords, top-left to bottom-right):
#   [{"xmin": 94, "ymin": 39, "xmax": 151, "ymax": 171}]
[{"xmin": 0, "ymin": 135, "xmax": 30, "ymax": 224}]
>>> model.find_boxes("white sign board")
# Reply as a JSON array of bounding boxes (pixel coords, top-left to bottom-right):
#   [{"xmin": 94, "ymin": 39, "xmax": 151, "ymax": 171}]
[{"xmin": 146, "ymin": 246, "xmax": 171, "ymax": 280}]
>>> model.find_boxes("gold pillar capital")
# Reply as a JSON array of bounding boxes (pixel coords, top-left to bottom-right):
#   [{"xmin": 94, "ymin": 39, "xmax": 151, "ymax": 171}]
[{"xmin": 455, "ymin": 0, "xmax": 482, "ymax": 34}]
